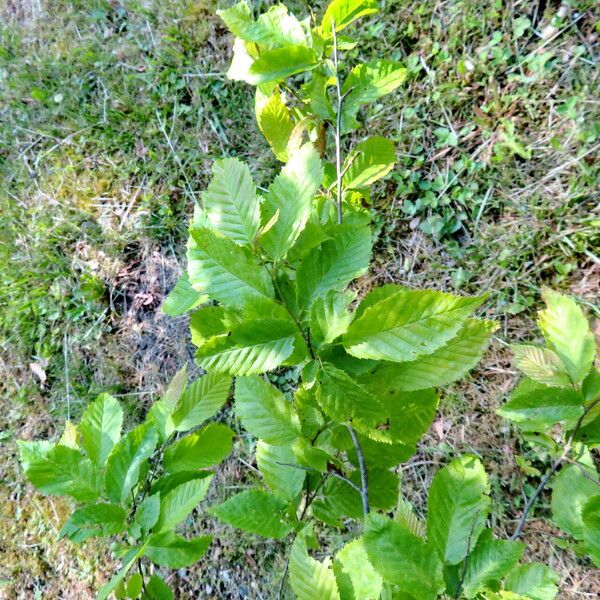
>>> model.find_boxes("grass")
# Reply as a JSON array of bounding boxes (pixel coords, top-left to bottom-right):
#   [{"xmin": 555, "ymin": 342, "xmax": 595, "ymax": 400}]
[{"xmin": 0, "ymin": 0, "xmax": 598, "ymax": 597}]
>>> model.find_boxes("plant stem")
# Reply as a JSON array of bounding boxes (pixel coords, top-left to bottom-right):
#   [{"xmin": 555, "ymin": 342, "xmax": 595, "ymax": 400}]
[
  {"xmin": 564, "ymin": 457, "xmax": 600, "ymax": 487},
  {"xmin": 277, "ymin": 474, "xmax": 328, "ymax": 600},
  {"xmin": 511, "ymin": 395, "xmax": 600, "ymax": 540},
  {"xmin": 347, "ymin": 425, "xmax": 369, "ymax": 516},
  {"xmin": 510, "ymin": 459, "xmax": 562, "ymax": 540},
  {"xmin": 455, "ymin": 510, "xmax": 480, "ymax": 599},
  {"xmin": 276, "ymin": 558, "xmax": 290, "ymax": 600},
  {"xmin": 137, "ymin": 558, "xmax": 148, "ymax": 595},
  {"xmin": 264, "ymin": 261, "xmax": 315, "ymax": 358},
  {"xmin": 331, "ymin": 18, "xmax": 344, "ymax": 226}
]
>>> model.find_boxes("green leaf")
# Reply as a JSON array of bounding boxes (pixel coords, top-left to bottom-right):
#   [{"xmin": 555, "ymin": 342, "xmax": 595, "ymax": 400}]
[
  {"xmin": 155, "ymin": 476, "xmax": 213, "ymax": 533},
  {"xmin": 189, "ymin": 305, "xmax": 238, "ymax": 348},
  {"xmin": 18, "ymin": 441, "xmax": 100, "ymax": 502},
  {"xmin": 460, "ymin": 530, "xmax": 524, "ymax": 598},
  {"xmin": 355, "ymin": 468, "xmax": 399, "ymax": 511},
  {"xmin": 321, "ymin": 0, "xmax": 378, "ymax": 35},
  {"xmin": 162, "ymin": 366, "xmax": 188, "ymax": 408},
  {"xmin": 162, "ymin": 273, "xmax": 206, "ymax": 317},
  {"xmin": 247, "ymin": 46, "xmax": 319, "ymax": 85},
  {"xmin": 537, "ymin": 289, "xmax": 595, "ymax": 384},
  {"xmin": 289, "ymin": 528, "xmax": 340, "ymax": 600},
  {"xmin": 218, "ymin": 2, "xmax": 308, "ymax": 48},
  {"xmin": 196, "ymin": 316, "xmax": 298, "ymax": 375},
  {"xmin": 146, "ymin": 531, "xmax": 212, "ymax": 568},
  {"xmin": 302, "ymin": 72, "xmax": 334, "ymax": 120},
  {"xmin": 364, "ymin": 513, "xmax": 443, "ymax": 600},
  {"xmin": 394, "ymin": 497, "xmax": 425, "ymax": 538},
  {"xmin": 480, "ymin": 591, "xmax": 529, "ymax": 600},
  {"xmin": 150, "ymin": 470, "xmax": 213, "ymax": 497},
  {"xmin": 292, "ymin": 438, "xmax": 333, "ymax": 473},
  {"xmin": 145, "ymin": 369, "xmax": 187, "ymax": 444},
  {"xmin": 147, "ymin": 401, "xmax": 175, "ymax": 445},
  {"xmin": 131, "ymin": 493, "xmax": 160, "ymax": 537},
  {"xmin": 498, "ymin": 387, "xmax": 583, "ymax": 426},
  {"xmin": 172, "ymin": 373, "xmax": 231, "ymax": 432},
  {"xmin": 163, "ymin": 423, "xmax": 233, "ymax": 472},
  {"xmin": 59, "ymin": 503, "xmax": 126, "ymax": 542},
  {"xmin": 296, "ymin": 224, "xmax": 371, "ymax": 311},
  {"xmin": 239, "ymin": 297, "xmax": 309, "ymax": 364},
  {"xmin": 353, "ymin": 284, "xmax": 407, "ymax": 321},
  {"xmin": 235, "ymin": 376, "xmax": 301, "ymax": 444},
  {"xmin": 426, "ymin": 455, "xmax": 490, "ymax": 565},
  {"xmin": 124, "ymin": 574, "xmax": 143, "ymax": 599},
  {"xmin": 360, "ymin": 319, "xmax": 496, "ymax": 392},
  {"xmin": 257, "ymin": 91, "xmax": 295, "ymax": 161},
  {"xmin": 105, "ymin": 423, "xmax": 158, "ymax": 504},
  {"xmin": 343, "ymin": 137, "xmax": 395, "ymax": 190},
  {"xmin": 310, "ymin": 290, "xmax": 355, "ymax": 348},
  {"xmin": 551, "ymin": 459, "xmax": 599, "ymax": 540},
  {"xmin": 575, "ymin": 372, "xmax": 600, "ymax": 444},
  {"xmin": 187, "ymin": 226, "xmax": 274, "ymax": 308},
  {"xmin": 312, "ymin": 476, "xmax": 362, "ymax": 525},
  {"xmin": 98, "ymin": 545, "xmax": 146, "ymax": 600},
  {"xmin": 79, "ymin": 392, "xmax": 123, "ymax": 466},
  {"xmin": 316, "ymin": 362, "xmax": 386, "ymax": 426},
  {"xmin": 144, "ymin": 574, "xmax": 174, "ymax": 600},
  {"xmin": 512, "ymin": 345, "xmax": 571, "ymax": 388},
  {"xmin": 203, "ymin": 157, "xmax": 260, "ymax": 245},
  {"xmin": 353, "ymin": 388, "xmax": 438, "ymax": 447},
  {"xmin": 504, "ymin": 564, "xmax": 559, "ymax": 600},
  {"xmin": 582, "ymin": 495, "xmax": 600, "ymax": 567},
  {"xmin": 210, "ymin": 489, "xmax": 293, "ymax": 539},
  {"xmin": 58, "ymin": 420, "xmax": 79, "ymax": 449},
  {"xmin": 260, "ymin": 143, "xmax": 323, "ymax": 259},
  {"xmin": 341, "ymin": 60, "xmax": 407, "ymax": 131},
  {"xmin": 226, "ymin": 38, "xmax": 255, "ymax": 82},
  {"xmin": 256, "ymin": 441, "xmax": 305, "ymax": 501},
  {"xmin": 343, "ymin": 289, "xmax": 484, "ymax": 362},
  {"xmin": 333, "ymin": 538, "xmax": 383, "ymax": 600},
  {"xmin": 582, "ymin": 367, "xmax": 600, "ymax": 402}
]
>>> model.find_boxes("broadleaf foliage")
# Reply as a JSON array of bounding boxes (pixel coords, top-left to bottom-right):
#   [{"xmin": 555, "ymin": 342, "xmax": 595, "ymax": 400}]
[
  {"xmin": 500, "ymin": 290, "xmax": 599, "ymax": 569},
  {"xmin": 19, "ymin": 1, "xmax": 588, "ymax": 597},
  {"xmin": 20, "ymin": 369, "xmax": 233, "ymax": 598},
  {"xmin": 166, "ymin": 1, "xmax": 522, "ymax": 597}
]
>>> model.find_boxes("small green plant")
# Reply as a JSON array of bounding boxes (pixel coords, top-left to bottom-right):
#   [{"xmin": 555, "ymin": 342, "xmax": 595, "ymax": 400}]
[
  {"xmin": 161, "ymin": 1, "xmax": 517, "ymax": 597},
  {"xmin": 17, "ymin": 1, "xmax": 599, "ymax": 598},
  {"xmin": 287, "ymin": 455, "xmax": 559, "ymax": 599},
  {"xmin": 19, "ymin": 367, "xmax": 234, "ymax": 599},
  {"xmin": 499, "ymin": 289, "xmax": 600, "ymax": 565}
]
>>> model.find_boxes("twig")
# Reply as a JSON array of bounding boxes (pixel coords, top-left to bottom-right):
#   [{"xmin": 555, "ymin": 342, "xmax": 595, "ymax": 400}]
[
  {"xmin": 347, "ymin": 425, "xmax": 369, "ymax": 516},
  {"xmin": 137, "ymin": 558, "xmax": 148, "ymax": 596},
  {"xmin": 63, "ymin": 332, "xmax": 70, "ymax": 420},
  {"xmin": 510, "ymin": 460, "xmax": 560, "ymax": 540},
  {"xmin": 455, "ymin": 510, "xmax": 480, "ymax": 599},
  {"xmin": 564, "ymin": 457, "xmax": 600, "ymax": 487},
  {"xmin": 511, "ymin": 396, "xmax": 600, "ymax": 539},
  {"xmin": 276, "ymin": 557, "xmax": 291, "ymax": 600},
  {"xmin": 331, "ymin": 19, "xmax": 344, "ymax": 225},
  {"xmin": 277, "ymin": 474, "xmax": 328, "ymax": 600}
]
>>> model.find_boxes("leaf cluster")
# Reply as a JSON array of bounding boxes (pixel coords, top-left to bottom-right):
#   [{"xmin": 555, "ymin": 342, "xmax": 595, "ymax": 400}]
[
  {"xmin": 160, "ymin": 2, "xmax": 511, "ymax": 597},
  {"xmin": 499, "ymin": 289, "xmax": 600, "ymax": 565},
  {"xmin": 288, "ymin": 455, "xmax": 559, "ymax": 600},
  {"xmin": 19, "ymin": 367, "xmax": 234, "ymax": 599}
]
